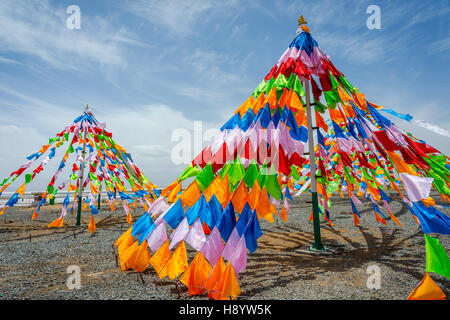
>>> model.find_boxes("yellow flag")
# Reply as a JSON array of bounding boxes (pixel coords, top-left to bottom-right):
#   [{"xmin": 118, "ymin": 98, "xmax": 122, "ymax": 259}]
[
  {"xmin": 149, "ymin": 240, "xmax": 171, "ymax": 279},
  {"xmin": 17, "ymin": 184, "xmax": 26, "ymax": 195},
  {"xmin": 167, "ymin": 181, "xmax": 182, "ymax": 203},
  {"xmin": 164, "ymin": 240, "xmax": 188, "ymax": 280}
]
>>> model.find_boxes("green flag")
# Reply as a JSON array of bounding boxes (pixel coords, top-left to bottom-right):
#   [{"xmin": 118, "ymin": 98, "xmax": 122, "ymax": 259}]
[
  {"xmin": 274, "ymin": 74, "xmax": 289, "ymax": 90},
  {"xmin": 25, "ymin": 174, "xmax": 33, "ymax": 184},
  {"xmin": 252, "ymin": 80, "xmax": 266, "ymax": 98},
  {"xmin": 243, "ymin": 162, "xmax": 259, "ymax": 188},
  {"xmin": 292, "ymin": 75, "xmax": 305, "ymax": 97},
  {"xmin": 263, "ymin": 77, "xmax": 276, "ymax": 95},
  {"xmin": 179, "ymin": 164, "xmax": 200, "ymax": 181},
  {"xmin": 290, "ymin": 165, "xmax": 300, "ymax": 180},
  {"xmin": 195, "ymin": 163, "xmax": 215, "ymax": 192},
  {"xmin": 425, "ymin": 234, "xmax": 450, "ymax": 280},
  {"xmin": 227, "ymin": 158, "xmax": 245, "ymax": 186},
  {"xmin": 264, "ymin": 167, "xmax": 282, "ymax": 200}
]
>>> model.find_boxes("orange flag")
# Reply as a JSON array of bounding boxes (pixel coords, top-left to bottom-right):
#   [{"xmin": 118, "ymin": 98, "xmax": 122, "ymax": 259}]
[
  {"xmin": 115, "ymin": 227, "xmax": 133, "ymax": 251},
  {"xmin": 205, "ymin": 257, "xmax": 226, "ymax": 298},
  {"xmin": 407, "ymin": 273, "xmax": 446, "ymax": 300},
  {"xmin": 281, "ymin": 207, "xmax": 288, "ymax": 222},
  {"xmin": 295, "ymin": 109, "xmax": 307, "ymax": 127},
  {"xmin": 211, "ymin": 263, "xmax": 241, "ymax": 300},
  {"xmin": 256, "ymin": 186, "xmax": 273, "ymax": 223},
  {"xmin": 131, "ymin": 240, "xmax": 152, "ymax": 273},
  {"xmin": 126, "ymin": 211, "xmax": 133, "ymax": 224},
  {"xmin": 217, "ymin": 175, "xmax": 231, "ymax": 207},
  {"xmin": 270, "ymin": 203, "xmax": 279, "ymax": 217},
  {"xmin": 90, "ymin": 183, "xmax": 99, "ymax": 195},
  {"xmin": 68, "ymin": 183, "xmax": 77, "ymax": 192},
  {"xmin": 88, "ymin": 216, "xmax": 96, "ymax": 234},
  {"xmin": 31, "ymin": 210, "xmax": 39, "ymax": 221},
  {"xmin": 315, "ymin": 111, "xmax": 328, "ymax": 132},
  {"xmin": 231, "ymin": 180, "xmax": 249, "ymax": 213},
  {"xmin": 373, "ymin": 211, "xmax": 387, "ymax": 226},
  {"xmin": 387, "ymin": 151, "xmax": 417, "ymax": 176},
  {"xmin": 248, "ymin": 180, "xmax": 262, "ymax": 210},
  {"xmin": 235, "ymin": 96, "xmax": 254, "ymax": 116},
  {"xmin": 180, "ymin": 252, "xmax": 213, "ymax": 296},
  {"xmin": 164, "ymin": 240, "xmax": 188, "ymax": 280},
  {"xmin": 179, "ymin": 180, "xmax": 201, "ymax": 207},
  {"xmin": 203, "ymin": 175, "xmax": 222, "ymax": 202},
  {"xmin": 48, "ymin": 217, "xmax": 64, "ymax": 228},
  {"xmin": 329, "ymin": 107, "xmax": 346, "ymax": 125},
  {"xmin": 161, "ymin": 180, "xmax": 179, "ymax": 197},
  {"xmin": 121, "ymin": 241, "xmax": 139, "ymax": 272},
  {"xmin": 149, "ymin": 239, "xmax": 171, "ymax": 279},
  {"xmin": 265, "ymin": 87, "xmax": 278, "ymax": 109},
  {"xmin": 251, "ymin": 92, "xmax": 266, "ymax": 113},
  {"xmin": 353, "ymin": 212, "xmax": 360, "ymax": 226},
  {"xmin": 278, "ymin": 88, "xmax": 289, "ymax": 109},
  {"xmin": 167, "ymin": 181, "xmax": 182, "ymax": 203},
  {"xmin": 289, "ymin": 90, "xmax": 304, "ymax": 111}
]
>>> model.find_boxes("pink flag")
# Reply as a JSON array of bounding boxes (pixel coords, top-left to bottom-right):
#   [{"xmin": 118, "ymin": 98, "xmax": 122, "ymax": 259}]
[
  {"xmin": 399, "ymin": 173, "xmax": 434, "ymax": 202},
  {"xmin": 169, "ymin": 217, "xmax": 189, "ymax": 250},
  {"xmin": 229, "ymin": 236, "xmax": 247, "ymax": 274},
  {"xmin": 283, "ymin": 197, "xmax": 291, "ymax": 214},
  {"xmin": 222, "ymin": 227, "xmax": 240, "ymax": 261},
  {"xmin": 149, "ymin": 197, "xmax": 170, "ymax": 217},
  {"xmin": 146, "ymin": 222, "xmax": 167, "ymax": 253},
  {"xmin": 185, "ymin": 218, "xmax": 206, "ymax": 251},
  {"xmin": 200, "ymin": 226, "xmax": 225, "ymax": 266}
]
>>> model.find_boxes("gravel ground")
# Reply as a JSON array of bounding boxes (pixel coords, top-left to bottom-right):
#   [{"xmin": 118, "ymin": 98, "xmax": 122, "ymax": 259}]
[{"xmin": 0, "ymin": 192, "xmax": 448, "ymax": 300}]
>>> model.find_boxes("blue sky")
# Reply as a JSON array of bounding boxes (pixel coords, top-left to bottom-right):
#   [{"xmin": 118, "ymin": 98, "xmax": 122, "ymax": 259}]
[{"xmin": 0, "ymin": 0, "xmax": 449, "ymax": 190}]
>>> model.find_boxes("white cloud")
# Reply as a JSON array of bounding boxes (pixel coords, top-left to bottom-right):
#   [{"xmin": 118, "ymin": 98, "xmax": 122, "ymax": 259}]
[{"xmin": 0, "ymin": 0, "xmax": 141, "ymax": 70}]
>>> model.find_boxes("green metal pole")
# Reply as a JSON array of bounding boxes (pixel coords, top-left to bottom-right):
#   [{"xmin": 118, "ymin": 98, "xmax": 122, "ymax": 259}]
[
  {"xmin": 304, "ymin": 80, "xmax": 325, "ymax": 251},
  {"xmin": 76, "ymin": 106, "xmax": 89, "ymax": 226},
  {"xmin": 97, "ymin": 186, "xmax": 101, "ymax": 210}
]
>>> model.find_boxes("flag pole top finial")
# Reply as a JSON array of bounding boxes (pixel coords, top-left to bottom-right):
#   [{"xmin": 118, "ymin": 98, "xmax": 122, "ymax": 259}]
[
  {"xmin": 297, "ymin": 14, "xmax": 310, "ymax": 34},
  {"xmin": 298, "ymin": 14, "xmax": 307, "ymax": 26}
]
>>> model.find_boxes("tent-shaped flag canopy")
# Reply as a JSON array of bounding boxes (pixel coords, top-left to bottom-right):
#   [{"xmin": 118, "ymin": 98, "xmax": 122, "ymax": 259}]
[
  {"xmin": 0, "ymin": 107, "xmax": 159, "ymax": 232},
  {"xmin": 114, "ymin": 19, "xmax": 450, "ymax": 300}
]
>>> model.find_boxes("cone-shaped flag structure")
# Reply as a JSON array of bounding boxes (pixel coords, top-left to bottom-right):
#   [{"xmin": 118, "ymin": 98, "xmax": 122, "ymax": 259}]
[
  {"xmin": 114, "ymin": 15, "xmax": 450, "ymax": 299},
  {"xmin": 0, "ymin": 107, "xmax": 158, "ymax": 231}
]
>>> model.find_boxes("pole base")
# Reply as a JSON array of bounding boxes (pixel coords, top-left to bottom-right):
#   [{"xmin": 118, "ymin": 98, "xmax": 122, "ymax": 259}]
[{"xmin": 307, "ymin": 245, "xmax": 330, "ymax": 253}]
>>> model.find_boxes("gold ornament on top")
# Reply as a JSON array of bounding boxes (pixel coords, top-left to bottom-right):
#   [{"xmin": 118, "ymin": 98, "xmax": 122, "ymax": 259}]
[{"xmin": 297, "ymin": 15, "xmax": 307, "ymax": 26}]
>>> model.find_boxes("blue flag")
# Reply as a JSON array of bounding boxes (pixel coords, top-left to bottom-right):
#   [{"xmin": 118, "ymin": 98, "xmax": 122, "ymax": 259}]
[
  {"xmin": 244, "ymin": 210, "xmax": 263, "ymax": 254},
  {"xmin": 208, "ymin": 195, "xmax": 223, "ymax": 227},
  {"xmin": 411, "ymin": 202, "xmax": 450, "ymax": 235},
  {"xmin": 163, "ymin": 199, "xmax": 185, "ymax": 229},
  {"xmin": 217, "ymin": 201, "xmax": 236, "ymax": 242},
  {"xmin": 236, "ymin": 203, "xmax": 253, "ymax": 236}
]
